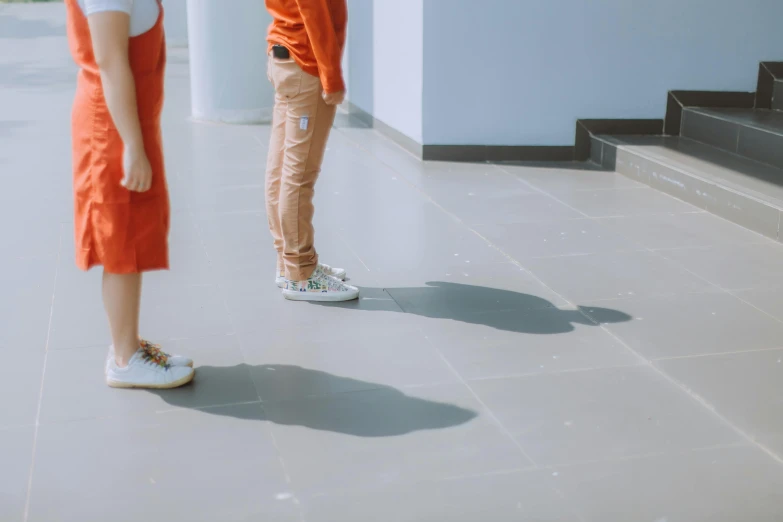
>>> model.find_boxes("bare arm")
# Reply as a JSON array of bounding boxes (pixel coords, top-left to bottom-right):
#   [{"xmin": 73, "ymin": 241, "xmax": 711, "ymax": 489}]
[{"xmin": 87, "ymin": 11, "xmax": 150, "ymax": 192}]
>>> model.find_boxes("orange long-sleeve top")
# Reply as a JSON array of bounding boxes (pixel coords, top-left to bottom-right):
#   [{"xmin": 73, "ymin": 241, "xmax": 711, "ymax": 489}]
[{"xmin": 266, "ymin": 0, "xmax": 347, "ymax": 94}]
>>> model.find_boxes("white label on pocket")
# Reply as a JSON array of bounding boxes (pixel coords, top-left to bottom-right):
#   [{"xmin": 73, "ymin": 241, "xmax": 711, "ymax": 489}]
[{"xmin": 300, "ymin": 116, "xmax": 309, "ymax": 130}]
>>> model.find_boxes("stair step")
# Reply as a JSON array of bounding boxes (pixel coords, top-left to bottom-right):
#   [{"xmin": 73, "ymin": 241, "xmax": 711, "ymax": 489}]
[
  {"xmin": 774, "ymin": 79, "xmax": 783, "ymax": 111},
  {"xmin": 592, "ymin": 134, "xmax": 783, "ymax": 240},
  {"xmin": 681, "ymin": 107, "xmax": 783, "ymax": 169}
]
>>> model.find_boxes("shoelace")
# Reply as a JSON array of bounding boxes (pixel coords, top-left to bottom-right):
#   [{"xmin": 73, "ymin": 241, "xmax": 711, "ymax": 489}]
[{"xmin": 139, "ymin": 340, "xmax": 171, "ymax": 368}]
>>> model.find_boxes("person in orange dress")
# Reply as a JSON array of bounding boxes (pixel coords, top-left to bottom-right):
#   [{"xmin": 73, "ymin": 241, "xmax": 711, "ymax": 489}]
[{"xmin": 65, "ymin": 0, "xmax": 193, "ymax": 388}]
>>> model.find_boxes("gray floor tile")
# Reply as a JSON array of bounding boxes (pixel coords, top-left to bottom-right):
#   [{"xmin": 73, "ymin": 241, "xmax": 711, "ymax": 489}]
[
  {"xmin": 474, "ymin": 218, "xmax": 641, "ymax": 260},
  {"xmin": 0, "ymin": 426, "xmax": 34, "ymax": 522},
  {"xmin": 441, "ymin": 192, "xmax": 584, "ymax": 225},
  {"xmin": 28, "ymin": 405, "xmax": 299, "ymax": 522},
  {"xmin": 656, "ymin": 349, "xmax": 783, "ymax": 454},
  {"xmin": 553, "ymin": 187, "xmax": 698, "ymax": 218},
  {"xmin": 432, "ymin": 306, "xmax": 641, "ymax": 380},
  {"xmin": 550, "ymin": 446, "xmax": 783, "ymax": 522},
  {"xmin": 241, "ymin": 330, "xmax": 457, "ymax": 401},
  {"xmin": 590, "ymin": 291, "xmax": 783, "ymax": 359},
  {"xmin": 190, "ymin": 184, "xmax": 266, "ymax": 214},
  {"xmin": 140, "ymin": 283, "xmax": 234, "ymax": 340},
  {"xmin": 0, "ymin": 350, "xmax": 44, "ymax": 429},
  {"xmin": 503, "ymin": 164, "xmax": 644, "ymax": 193},
  {"xmin": 523, "ymin": 250, "xmax": 713, "ymax": 302},
  {"xmin": 734, "ymin": 286, "xmax": 783, "ymax": 321},
  {"xmin": 410, "ymin": 168, "xmax": 533, "ymax": 203},
  {"xmin": 0, "ymin": 256, "xmax": 57, "ymax": 354},
  {"xmin": 303, "ymin": 470, "xmax": 580, "ymax": 522},
  {"xmin": 47, "ymin": 266, "xmax": 109, "ymax": 350},
  {"xmin": 3, "ymin": 220, "xmax": 61, "ymax": 260},
  {"xmin": 39, "ymin": 335, "xmax": 257, "ymax": 424},
  {"xmin": 264, "ymin": 383, "xmax": 531, "ymax": 494},
  {"xmin": 598, "ymin": 211, "xmax": 770, "ymax": 251},
  {"xmin": 661, "ymin": 242, "xmax": 783, "ymax": 290},
  {"xmin": 470, "ymin": 366, "xmax": 741, "ymax": 466},
  {"xmin": 336, "ymin": 226, "xmax": 509, "ymax": 274}
]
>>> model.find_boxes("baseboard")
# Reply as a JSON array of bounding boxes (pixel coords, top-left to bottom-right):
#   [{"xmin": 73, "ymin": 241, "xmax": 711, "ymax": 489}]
[
  {"xmin": 665, "ymin": 90, "xmax": 755, "ymax": 135},
  {"xmin": 574, "ymin": 119, "xmax": 663, "ymax": 162},
  {"xmin": 345, "ymin": 103, "xmax": 574, "ymax": 162},
  {"xmin": 422, "ymin": 145, "xmax": 573, "ymax": 162},
  {"xmin": 345, "ymin": 102, "xmax": 423, "ymax": 158}
]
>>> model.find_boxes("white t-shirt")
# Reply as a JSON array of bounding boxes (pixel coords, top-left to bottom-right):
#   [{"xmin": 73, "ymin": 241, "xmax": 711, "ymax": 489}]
[{"xmin": 77, "ymin": 0, "xmax": 160, "ymax": 37}]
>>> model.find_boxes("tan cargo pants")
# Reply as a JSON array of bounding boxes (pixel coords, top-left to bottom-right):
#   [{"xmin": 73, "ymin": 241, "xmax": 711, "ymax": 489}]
[{"xmin": 265, "ymin": 55, "xmax": 337, "ymax": 281}]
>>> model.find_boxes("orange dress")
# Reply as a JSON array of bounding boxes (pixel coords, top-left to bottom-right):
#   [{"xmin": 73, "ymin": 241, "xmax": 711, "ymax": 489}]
[{"xmin": 65, "ymin": 0, "xmax": 170, "ymax": 274}]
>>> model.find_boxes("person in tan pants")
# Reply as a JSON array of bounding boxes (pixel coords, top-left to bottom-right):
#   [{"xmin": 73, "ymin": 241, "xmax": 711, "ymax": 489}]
[{"xmin": 264, "ymin": 0, "xmax": 358, "ymax": 302}]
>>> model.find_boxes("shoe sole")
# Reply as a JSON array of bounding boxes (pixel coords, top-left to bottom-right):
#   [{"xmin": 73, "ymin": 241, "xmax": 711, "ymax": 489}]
[
  {"xmin": 105, "ymin": 360, "xmax": 194, "ymax": 372},
  {"xmin": 282, "ymin": 290, "xmax": 359, "ymax": 302},
  {"xmin": 107, "ymin": 369, "xmax": 195, "ymax": 389},
  {"xmin": 276, "ymin": 275, "xmax": 347, "ymax": 289}
]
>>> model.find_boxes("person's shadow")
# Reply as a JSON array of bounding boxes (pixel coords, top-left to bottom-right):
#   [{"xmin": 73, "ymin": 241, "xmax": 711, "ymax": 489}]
[
  {"xmin": 314, "ymin": 281, "xmax": 633, "ymax": 334},
  {"xmin": 149, "ymin": 364, "xmax": 478, "ymax": 438},
  {"xmin": 146, "ymin": 283, "xmax": 629, "ymax": 438}
]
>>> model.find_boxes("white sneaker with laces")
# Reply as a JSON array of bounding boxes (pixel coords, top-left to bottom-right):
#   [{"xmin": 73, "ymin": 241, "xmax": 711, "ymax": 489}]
[
  {"xmin": 276, "ymin": 262, "xmax": 347, "ymax": 288},
  {"xmin": 106, "ymin": 349, "xmax": 195, "ymax": 389},
  {"xmin": 106, "ymin": 339, "xmax": 193, "ymax": 374},
  {"xmin": 282, "ymin": 266, "xmax": 359, "ymax": 302}
]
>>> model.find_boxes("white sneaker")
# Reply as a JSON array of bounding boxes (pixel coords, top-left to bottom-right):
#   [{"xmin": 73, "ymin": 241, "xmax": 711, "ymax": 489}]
[
  {"xmin": 106, "ymin": 349, "xmax": 195, "ymax": 389},
  {"xmin": 282, "ymin": 266, "xmax": 359, "ymax": 302},
  {"xmin": 276, "ymin": 262, "xmax": 347, "ymax": 288},
  {"xmin": 106, "ymin": 339, "xmax": 193, "ymax": 374}
]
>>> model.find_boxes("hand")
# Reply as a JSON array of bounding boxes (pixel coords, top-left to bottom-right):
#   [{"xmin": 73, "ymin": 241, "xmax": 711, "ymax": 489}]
[
  {"xmin": 121, "ymin": 144, "xmax": 152, "ymax": 192},
  {"xmin": 322, "ymin": 90, "xmax": 345, "ymax": 106}
]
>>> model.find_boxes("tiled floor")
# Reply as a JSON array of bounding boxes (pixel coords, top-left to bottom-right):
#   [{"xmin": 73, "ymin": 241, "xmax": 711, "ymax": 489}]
[{"xmin": 3, "ymin": 4, "xmax": 783, "ymax": 521}]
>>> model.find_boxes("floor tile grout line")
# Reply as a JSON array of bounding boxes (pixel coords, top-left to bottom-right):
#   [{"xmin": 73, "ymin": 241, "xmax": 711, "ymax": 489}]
[
  {"xmin": 574, "ymin": 231, "xmax": 783, "ymax": 466},
  {"xmin": 199, "ymin": 207, "xmax": 307, "ymax": 521},
  {"xmin": 652, "ymin": 345, "xmax": 783, "ymax": 362},
  {"xmin": 721, "ymin": 285, "xmax": 783, "ymax": 328},
  {"xmin": 425, "ymin": 336, "xmax": 542, "ymax": 469},
  {"xmin": 494, "ymin": 163, "xmax": 607, "ymax": 220},
  {"xmin": 460, "ymin": 361, "xmax": 648, "ymax": 384},
  {"xmin": 539, "ymin": 441, "xmax": 751, "ymax": 473},
  {"xmin": 339, "ymin": 129, "xmax": 783, "ymax": 468},
  {"xmin": 649, "ymin": 247, "xmax": 783, "ymax": 329},
  {"xmin": 334, "ymin": 229, "xmax": 372, "ymax": 273},
  {"xmin": 23, "ymin": 223, "xmax": 63, "ymax": 522},
  {"xmin": 154, "ymin": 400, "xmax": 263, "ymax": 415}
]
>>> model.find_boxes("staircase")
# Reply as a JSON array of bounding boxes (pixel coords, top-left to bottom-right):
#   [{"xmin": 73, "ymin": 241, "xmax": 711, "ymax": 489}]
[{"xmin": 590, "ymin": 62, "xmax": 783, "ymax": 241}]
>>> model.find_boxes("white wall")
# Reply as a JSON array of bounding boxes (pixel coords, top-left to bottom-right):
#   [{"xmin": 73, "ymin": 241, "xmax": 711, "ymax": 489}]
[
  {"xmin": 346, "ymin": 0, "xmax": 374, "ymax": 115},
  {"xmin": 422, "ymin": 0, "xmax": 783, "ymax": 146},
  {"xmin": 187, "ymin": 0, "xmax": 274, "ymax": 123},
  {"xmin": 346, "ymin": 0, "xmax": 423, "ymax": 143},
  {"xmin": 372, "ymin": 0, "xmax": 423, "ymax": 142}
]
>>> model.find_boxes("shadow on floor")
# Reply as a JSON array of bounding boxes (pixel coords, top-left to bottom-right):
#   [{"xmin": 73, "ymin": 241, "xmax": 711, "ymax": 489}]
[
  {"xmin": 315, "ymin": 281, "xmax": 633, "ymax": 334},
  {"xmin": 148, "ymin": 364, "xmax": 478, "ymax": 437}
]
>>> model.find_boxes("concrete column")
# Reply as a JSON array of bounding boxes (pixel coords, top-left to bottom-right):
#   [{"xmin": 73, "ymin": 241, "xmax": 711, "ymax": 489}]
[
  {"xmin": 163, "ymin": 0, "xmax": 188, "ymax": 47},
  {"xmin": 186, "ymin": 0, "xmax": 274, "ymax": 124}
]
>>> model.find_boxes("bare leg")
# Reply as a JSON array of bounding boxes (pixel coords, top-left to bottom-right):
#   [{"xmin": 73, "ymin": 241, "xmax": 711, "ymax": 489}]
[{"xmin": 102, "ymin": 271, "xmax": 142, "ymax": 367}]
